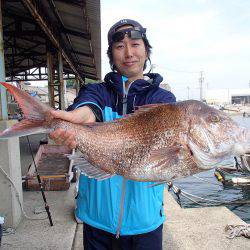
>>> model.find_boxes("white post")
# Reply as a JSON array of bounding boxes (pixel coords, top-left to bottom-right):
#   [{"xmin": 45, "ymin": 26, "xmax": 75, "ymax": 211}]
[{"xmin": 0, "ymin": 120, "xmax": 23, "ymax": 228}]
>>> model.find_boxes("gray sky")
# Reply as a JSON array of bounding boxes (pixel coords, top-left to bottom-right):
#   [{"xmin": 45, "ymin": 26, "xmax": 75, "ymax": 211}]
[{"xmin": 101, "ymin": 0, "xmax": 250, "ymax": 100}]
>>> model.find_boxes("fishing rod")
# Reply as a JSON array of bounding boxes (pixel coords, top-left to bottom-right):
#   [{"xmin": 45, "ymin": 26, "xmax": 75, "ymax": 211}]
[{"xmin": 26, "ymin": 136, "xmax": 53, "ymax": 226}]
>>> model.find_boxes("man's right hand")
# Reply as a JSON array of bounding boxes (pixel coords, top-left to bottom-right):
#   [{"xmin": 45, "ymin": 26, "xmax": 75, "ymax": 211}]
[{"xmin": 49, "ymin": 106, "xmax": 96, "ymax": 149}]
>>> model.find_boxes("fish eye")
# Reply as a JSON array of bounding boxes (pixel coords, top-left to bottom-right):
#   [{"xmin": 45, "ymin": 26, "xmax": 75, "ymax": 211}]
[{"xmin": 210, "ymin": 114, "xmax": 221, "ymax": 122}]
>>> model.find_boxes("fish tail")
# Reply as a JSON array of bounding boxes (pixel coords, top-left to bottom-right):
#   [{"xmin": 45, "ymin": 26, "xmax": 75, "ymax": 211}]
[{"xmin": 0, "ymin": 82, "xmax": 53, "ymax": 138}]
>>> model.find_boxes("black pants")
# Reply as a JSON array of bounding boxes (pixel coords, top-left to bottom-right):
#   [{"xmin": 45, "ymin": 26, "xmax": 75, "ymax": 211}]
[
  {"xmin": 0, "ymin": 224, "xmax": 2, "ymax": 247},
  {"xmin": 83, "ymin": 223, "xmax": 163, "ymax": 250}
]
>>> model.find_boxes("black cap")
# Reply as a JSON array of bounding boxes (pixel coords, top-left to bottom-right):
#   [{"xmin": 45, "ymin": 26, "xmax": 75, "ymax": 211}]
[{"xmin": 108, "ymin": 19, "xmax": 146, "ymax": 45}]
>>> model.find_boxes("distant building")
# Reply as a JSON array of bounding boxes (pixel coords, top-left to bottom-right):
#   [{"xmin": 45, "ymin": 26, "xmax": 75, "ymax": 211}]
[{"xmin": 205, "ymin": 88, "xmax": 250, "ymax": 105}]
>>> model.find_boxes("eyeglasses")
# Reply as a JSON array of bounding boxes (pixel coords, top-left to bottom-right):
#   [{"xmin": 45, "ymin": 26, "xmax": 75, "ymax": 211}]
[{"xmin": 111, "ymin": 28, "xmax": 146, "ymax": 43}]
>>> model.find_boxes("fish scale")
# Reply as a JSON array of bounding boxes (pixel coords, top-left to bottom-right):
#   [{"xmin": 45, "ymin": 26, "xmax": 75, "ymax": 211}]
[{"xmin": 1, "ymin": 81, "xmax": 250, "ymax": 182}]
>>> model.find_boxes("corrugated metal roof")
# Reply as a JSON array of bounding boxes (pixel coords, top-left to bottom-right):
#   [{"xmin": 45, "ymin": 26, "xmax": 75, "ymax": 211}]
[{"xmin": 2, "ymin": 0, "xmax": 101, "ymax": 81}]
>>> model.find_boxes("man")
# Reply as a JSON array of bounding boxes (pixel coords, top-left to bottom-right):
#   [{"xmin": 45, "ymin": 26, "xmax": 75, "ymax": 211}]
[{"xmin": 50, "ymin": 19, "xmax": 176, "ymax": 249}]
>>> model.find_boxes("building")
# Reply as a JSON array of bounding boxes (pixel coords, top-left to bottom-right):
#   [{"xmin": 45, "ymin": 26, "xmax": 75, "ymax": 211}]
[{"xmin": 205, "ymin": 88, "xmax": 250, "ymax": 105}]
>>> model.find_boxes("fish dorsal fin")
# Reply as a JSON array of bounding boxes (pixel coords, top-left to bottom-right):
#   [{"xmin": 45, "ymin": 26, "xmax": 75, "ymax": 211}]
[
  {"xmin": 0, "ymin": 82, "xmax": 52, "ymax": 120},
  {"xmin": 67, "ymin": 153, "xmax": 114, "ymax": 180},
  {"xmin": 113, "ymin": 103, "xmax": 169, "ymax": 123},
  {"xmin": 134, "ymin": 103, "xmax": 167, "ymax": 111},
  {"xmin": 132, "ymin": 103, "xmax": 167, "ymax": 116}
]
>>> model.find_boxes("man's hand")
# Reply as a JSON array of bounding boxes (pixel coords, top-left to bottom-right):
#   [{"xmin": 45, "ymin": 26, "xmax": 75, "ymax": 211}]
[
  {"xmin": 49, "ymin": 106, "xmax": 96, "ymax": 149},
  {"xmin": 49, "ymin": 128, "xmax": 77, "ymax": 149}
]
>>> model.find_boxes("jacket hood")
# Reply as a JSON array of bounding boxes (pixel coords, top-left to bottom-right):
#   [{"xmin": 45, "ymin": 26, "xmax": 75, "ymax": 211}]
[{"xmin": 104, "ymin": 72, "xmax": 163, "ymax": 95}]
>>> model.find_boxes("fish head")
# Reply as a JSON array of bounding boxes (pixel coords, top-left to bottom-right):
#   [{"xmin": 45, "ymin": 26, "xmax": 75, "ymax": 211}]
[{"xmin": 186, "ymin": 100, "xmax": 250, "ymax": 168}]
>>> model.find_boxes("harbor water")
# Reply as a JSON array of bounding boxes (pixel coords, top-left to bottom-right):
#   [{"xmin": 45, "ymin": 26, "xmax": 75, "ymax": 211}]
[{"xmin": 172, "ymin": 114, "xmax": 250, "ymax": 223}]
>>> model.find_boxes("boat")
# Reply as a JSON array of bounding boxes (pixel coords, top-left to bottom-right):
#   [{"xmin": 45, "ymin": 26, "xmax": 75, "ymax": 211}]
[
  {"xmin": 240, "ymin": 154, "xmax": 250, "ymax": 172},
  {"xmin": 214, "ymin": 154, "xmax": 250, "ymax": 185},
  {"xmin": 215, "ymin": 166, "xmax": 250, "ymax": 186}
]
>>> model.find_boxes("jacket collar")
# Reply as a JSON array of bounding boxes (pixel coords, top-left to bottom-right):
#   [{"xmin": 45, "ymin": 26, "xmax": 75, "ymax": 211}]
[{"xmin": 104, "ymin": 72, "xmax": 163, "ymax": 95}]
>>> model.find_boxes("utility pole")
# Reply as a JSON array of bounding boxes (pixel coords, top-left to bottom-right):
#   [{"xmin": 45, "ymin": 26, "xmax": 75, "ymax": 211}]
[
  {"xmin": 199, "ymin": 71, "xmax": 204, "ymax": 101},
  {"xmin": 187, "ymin": 86, "xmax": 190, "ymax": 100}
]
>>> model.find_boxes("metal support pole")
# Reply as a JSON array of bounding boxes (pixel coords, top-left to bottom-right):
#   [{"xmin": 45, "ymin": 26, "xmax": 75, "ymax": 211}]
[
  {"xmin": 58, "ymin": 50, "xmax": 65, "ymax": 110},
  {"xmin": 47, "ymin": 50, "xmax": 55, "ymax": 108},
  {"xmin": 0, "ymin": 0, "xmax": 8, "ymax": 120},
  {"xmin": 75, "ymin": 76, "xmax": 80, "ymax": 95}
]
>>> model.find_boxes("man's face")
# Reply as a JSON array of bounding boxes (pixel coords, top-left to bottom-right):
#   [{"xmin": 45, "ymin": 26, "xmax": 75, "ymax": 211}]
[{"xmin": 112, "ymin": 25, "xmax": 147, "ymax": 81}]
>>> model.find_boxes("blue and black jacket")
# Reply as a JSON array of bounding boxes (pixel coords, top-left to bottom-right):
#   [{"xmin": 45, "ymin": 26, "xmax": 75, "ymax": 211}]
[{"xmin": 68, "ymin": 72, "xmax": 176, "ymax": 236}]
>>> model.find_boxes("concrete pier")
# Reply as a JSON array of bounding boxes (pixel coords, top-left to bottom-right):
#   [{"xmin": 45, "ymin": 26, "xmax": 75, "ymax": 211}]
[
  {"xmin": 163, "ymin": 191, "xmax": 249, "ymax": 250},
  {"xmin": 1, "ymin": 187, "xmax": 249, "ymax": 249}
]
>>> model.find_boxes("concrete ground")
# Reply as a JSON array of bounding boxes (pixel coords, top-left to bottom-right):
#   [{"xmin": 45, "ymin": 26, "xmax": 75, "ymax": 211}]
[
  {"xmin": 163, "ymin": 191, "xmax": 250, "ymax": 250},
  {"xmin": 1, "ymin": 188, "xmax": 249, "ymax": 250},
  {"xmin": 1, "ymin": 134, "xmax": 250, "ymax": 249},
  {"xmin": 1, "ymin": 186, "xmax": 77, "ymax": 250}
]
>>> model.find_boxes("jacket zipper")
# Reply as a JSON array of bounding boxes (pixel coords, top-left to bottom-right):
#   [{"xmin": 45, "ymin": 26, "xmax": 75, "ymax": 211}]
[
  {"xmin": 116, "ymin": 76, "xmax": 129, "ymax": 238},
  {"xmin": 116, "ymin": 178, "xmax": 127, "ymax": 238}
]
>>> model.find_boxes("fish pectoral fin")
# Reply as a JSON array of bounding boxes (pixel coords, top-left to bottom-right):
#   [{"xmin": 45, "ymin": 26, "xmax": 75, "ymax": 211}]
[
  {"xmin": 147, "ymin": 146, "xmax": 187, "ymax": 169},
  {"xmin": 149, "ymin": 145, "xmax": 186, "ymax": 163},
  {"xmin": 68, "ymin": 154, "xmax": 114, "ymax": 180}
]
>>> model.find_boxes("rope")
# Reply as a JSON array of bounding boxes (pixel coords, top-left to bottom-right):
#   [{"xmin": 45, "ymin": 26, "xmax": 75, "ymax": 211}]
[
  {"xmin": 192, "ymin": 175, "xmax": 223, "ymax": 186},
  {"xmin": 180, "ymin": 189, "xmax": 222, "ymax": 203},
  {"xmin": 0, "ymin": 165, "xmax": 47, "ymax": 222},
  {"xmin": 2, "ymin": 228, "xmax": 15, "ymax": 236},
  {"xmin": 179, "ymin": 192, "xmax": 211, "ymax": 207},
  {"xmin": 225, "ymin": 224, "xmax": 250, "ymax": 239},
  {"xmin": 178, "ymin": 192, "xmax": 218, "ymax": 207},
  {"xmin": 169, "ymin": 183, "xmax": 250, "ymax": 206}
]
